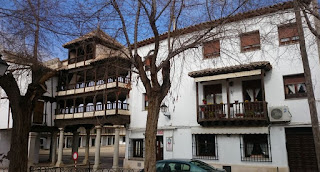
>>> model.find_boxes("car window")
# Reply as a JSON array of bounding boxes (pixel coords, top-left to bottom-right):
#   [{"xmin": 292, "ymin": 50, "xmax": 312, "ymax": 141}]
[
  {"xmin": 156, "ymin": 162, "xmax": 165, "ymax": 172},
  {"xmin": 190, "ymin": 160, "xmax": 216, "ymax": 170},
  {"xmin": 166, "ymin": 162, "xmax": 190, "ymax": 172}
]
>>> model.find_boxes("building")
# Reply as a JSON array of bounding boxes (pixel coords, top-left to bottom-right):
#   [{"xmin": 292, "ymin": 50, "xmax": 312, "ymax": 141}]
[
  {"xmin": 124, "ymin": 1, "xmax": 320, "ymax": 172},
  {"xmin": 0, "ymin": 29, "xmax": 130, "ymax": 170},
  {"xmin": 0, "ymin": 58, "xmax": 57, "ymax": 167},
  {"xmin": 52, "ymin": 28, "xmax": 131, "ymax": 169}
]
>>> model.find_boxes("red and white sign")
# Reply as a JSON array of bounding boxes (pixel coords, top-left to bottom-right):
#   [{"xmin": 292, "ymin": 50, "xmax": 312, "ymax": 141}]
[{"xmin": 72, "ymin": 152, "xmax": 78, "ymax": 161}]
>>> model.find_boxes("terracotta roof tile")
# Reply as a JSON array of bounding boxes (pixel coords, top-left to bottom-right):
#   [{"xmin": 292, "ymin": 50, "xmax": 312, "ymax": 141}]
[
  {"xmin": 63, "ymin": 28, "xmax": 124, "ymax": 48},
  {"xmin": 134, "ymin": 1, "xmax": 294, "ymax": 48},
  {"xmin": 188, "ymin": 61, "xmax": 272, "ymax": 78}
]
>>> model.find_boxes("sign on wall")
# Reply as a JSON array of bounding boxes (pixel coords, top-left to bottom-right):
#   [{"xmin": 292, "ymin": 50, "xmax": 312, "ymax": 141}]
[{"xmin": 166, "ymin": 137, "xmax": 173, "ymax": 151}]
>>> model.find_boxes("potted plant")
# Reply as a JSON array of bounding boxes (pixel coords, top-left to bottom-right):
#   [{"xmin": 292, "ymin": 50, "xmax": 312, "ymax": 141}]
[{"xmin": 202, "ymin": 98, "xmax": 207, "ymax": 104}]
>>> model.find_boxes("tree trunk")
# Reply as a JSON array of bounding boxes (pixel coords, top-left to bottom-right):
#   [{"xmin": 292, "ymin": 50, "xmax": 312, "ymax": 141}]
[
  {"xmin": 294, "ymin": 1, "xmax": 320, "ymax": 171},
  {"xmin": 8, "ymin": 100, "xmax": 32, "ymax": 172},
  {"xmin": 144, "ymin": 95, "xmax": 162, "ymax": 172}
]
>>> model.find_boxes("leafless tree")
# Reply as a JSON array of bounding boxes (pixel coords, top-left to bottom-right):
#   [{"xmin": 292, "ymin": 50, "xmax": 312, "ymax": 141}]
[
  {"xmin": 104, "ymin": 0, "xmax": 252, "ymax": 171},
  {"xmin": 0, "ymin": 0, "xmax": 78, "ymax": 171}
]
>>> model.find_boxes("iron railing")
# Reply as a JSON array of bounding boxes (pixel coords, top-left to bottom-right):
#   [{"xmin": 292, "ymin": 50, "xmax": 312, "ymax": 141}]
[
  {"xmin": 30, "ymin": 166, "xmax": 138, "ymax": 172},
  {"xmin": 240, "ymin": 135, "xmax": 272, "ymax": 162}
]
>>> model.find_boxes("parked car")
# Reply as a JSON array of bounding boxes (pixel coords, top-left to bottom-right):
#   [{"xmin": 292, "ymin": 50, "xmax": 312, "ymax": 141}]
[{"xmin": 141, "ymin": 159, "xmax": 226, "ymax": 172}]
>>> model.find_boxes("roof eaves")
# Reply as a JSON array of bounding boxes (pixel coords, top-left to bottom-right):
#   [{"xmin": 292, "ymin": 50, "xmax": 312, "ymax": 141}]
[{"xmin": 133, "ymin": 1, "xmax": 294, "ymax": 48}]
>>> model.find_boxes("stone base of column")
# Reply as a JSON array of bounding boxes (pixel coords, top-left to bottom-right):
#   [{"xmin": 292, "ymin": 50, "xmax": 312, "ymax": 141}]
[
  {"xmin": 83, "ymin": 158, "xmax": 89, "ymax": 165},
  {"xmin": 93, "ymin": 164, "xmax": 99, "ymax": 171},
  {"xmin": 55, "ymin": 161, "xmax": 64, "ymax": 167}
]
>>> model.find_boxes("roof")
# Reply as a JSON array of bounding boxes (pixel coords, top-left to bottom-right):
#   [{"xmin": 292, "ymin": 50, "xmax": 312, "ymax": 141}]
[
  {"xmin": 188, "ymin": 61, "xmax": 272, "ymax": 78},
  {"xmin": 63, "ymin": 28, "xmax": 124, "ymax": 49},
  {"xmin": 134, "ymin": 1, "xmax": 294, "ymax": 48}
]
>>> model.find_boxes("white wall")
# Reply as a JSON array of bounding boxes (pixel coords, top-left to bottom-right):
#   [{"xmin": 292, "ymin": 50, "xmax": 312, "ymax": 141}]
[
  {"xmin": 0, "ymin": 129, "xmax": 11, "ymax": 168},
  {"xmin": 126, "ymin": 6, "xmax": 320, "ymax": 170}
]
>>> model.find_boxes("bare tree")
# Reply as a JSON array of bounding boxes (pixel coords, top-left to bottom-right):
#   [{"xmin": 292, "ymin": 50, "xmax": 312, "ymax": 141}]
[
  {"xmin": 105, "ymin": 0, "xmax": 251, "ymax": 171},
  {"xmin": 0, "ymin": 0, "xmax": 77, "ymax": 171},
  {"xmin": 293, "ymin": 0, "xmax": 320, "ymax": 171}
]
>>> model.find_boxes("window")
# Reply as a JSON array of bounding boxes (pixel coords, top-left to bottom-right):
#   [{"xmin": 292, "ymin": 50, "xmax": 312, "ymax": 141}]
[
  {"xmin": 204, "ymin": 84, "xmax": 222, "ymax": 104},
  {"xmin": 144, "ymin": 56, "xmax": 151, "ymax": 71},
  {"xmin": 144, "ymin": 93, "xmax": 148, "ymax": 110},
  {"xmin": 241, "ymin": 134, "xmax": 271, "ymax": 162},
  {"xmin": 283, "ymin": 74, "xmax": 307, "ymax": 99},
  {"xmin": 132, "ymin": 139, "xmax": 144, "ymax": 158},
  {"xmin": 164, "ymin": 162, "xmax": 191, "ymax": 172},
  {"xmin": 240, "ymin": 31, "xmax": 261, "ymax": 52},
  {"xmin": 192, "ymin": 134, "xmax": 218, "ymax": 160},
  {"xmin": 203, "ymin": 40, "xmax": 220, "ymax": 58},
  {"xmin": 278, "ymin": 23, "xmax": 299, "ymax": 45},
  {"xmin": 33, "ymin": 101, "xmax": 44, "ymax": 124}
]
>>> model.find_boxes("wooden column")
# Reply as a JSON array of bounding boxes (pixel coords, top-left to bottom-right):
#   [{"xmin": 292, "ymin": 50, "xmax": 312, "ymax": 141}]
[
  {"xmin": 73, "ymin": 99, "xmax": 76, "ymax": 118},
  {"xmin": 115, "ymin": 66, "xmax": 119, "ymax": 115},
  {"xmin": 226, "ymin": 79, "xmax": 231, "ymax": 118},
  {"xmin": 196, "ymin": 82, "xmax": 199, "ymax": 122},
  {"xmin": 104, "ymin": 66, "xmax": 109, "ymax": 116},
  {"xmin": 84, "ymin": 69, "xmax": 87, "ymax": 90},
  {"xmin": 260, "ymin": 69, "xmax": 267, "ymax": 117}
]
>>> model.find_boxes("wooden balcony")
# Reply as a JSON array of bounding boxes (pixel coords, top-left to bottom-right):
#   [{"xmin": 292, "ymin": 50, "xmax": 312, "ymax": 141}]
[
  {"xmin": 198, "ymin": 101, "xmax": 269, "ymax": 126},
  {"xmin": 57, "ymin": 76, "xmax": 131, "ymax": 96},
  {"xmin": 55, "ymin": 101, "xmax": 130, "ymax": 120}
]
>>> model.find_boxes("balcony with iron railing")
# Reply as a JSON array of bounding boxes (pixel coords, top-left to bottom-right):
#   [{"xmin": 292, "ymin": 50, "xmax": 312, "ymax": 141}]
[
  {"xmin": 55, "ymin": 101, "xmax": 130, "ymax": 120},
  {"xmin": 57, "ymin": 76, "xmax": 131, "ymax": 96},
  {"xmin": 198, "ymin": 101, "xmax": 268, "ymax": 126}
]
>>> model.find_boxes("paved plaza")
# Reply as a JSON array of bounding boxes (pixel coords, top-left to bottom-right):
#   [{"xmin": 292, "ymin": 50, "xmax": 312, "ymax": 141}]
[{"xmin": 38, "ymin": 145, "xmax": 125, "ymax": 168}]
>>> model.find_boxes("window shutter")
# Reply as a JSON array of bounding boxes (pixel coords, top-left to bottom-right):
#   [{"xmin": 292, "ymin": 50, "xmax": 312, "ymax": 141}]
[
  {"xmin": 145, "ymin": 94, "xmax": 148, "ymax": 101},
  {"xmin": 279, "ymin": 24, "xmax": 298, "ymax": 40},
  {"xmin": 241, "ymin": 31, "xmax": 260, "ymax": 47},
  {"xmin": 284, "ymin": 74, "xmax": 305, "ymax": 85},
  {"xmin": 203, "ymin": 40, "xmax": 220, "ymax": 58},
  {"xmin": 33, "ymin": 101, "xmax": 44, "ymax": 124}
]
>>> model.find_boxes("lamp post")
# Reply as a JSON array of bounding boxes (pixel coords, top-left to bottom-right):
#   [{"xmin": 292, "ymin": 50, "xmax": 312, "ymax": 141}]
[
  {"xmin": 0, "ymin": 54, "xmax": 9, "ymax": 76},
  {"xmin": 161, "ymin": 103, "xmax": 171, "ymax": 119}
]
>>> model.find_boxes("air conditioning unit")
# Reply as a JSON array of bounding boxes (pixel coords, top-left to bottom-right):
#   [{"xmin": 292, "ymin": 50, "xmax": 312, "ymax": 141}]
[{"xmin": 269, "ymin": 106, "xmax": 292, "ymax": 122}]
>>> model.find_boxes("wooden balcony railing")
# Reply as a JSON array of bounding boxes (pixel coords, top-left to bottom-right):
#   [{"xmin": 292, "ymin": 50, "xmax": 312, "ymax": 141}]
[
  {"xmin": 56, "ymin": 102, "xmax": 129, "ymax": 115},
  {"xmin": 198, "ymin": 101, "xmax": 268, "ymax": 124},
  {"xmin": 59, "ymin": 76, "xmax": 130, "ymax": 91}
]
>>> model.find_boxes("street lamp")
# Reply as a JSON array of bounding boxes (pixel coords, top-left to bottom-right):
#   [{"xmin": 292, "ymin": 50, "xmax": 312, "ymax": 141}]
[
  {"xmin": 0, "ymin": 54, "xmax": 9, "ymax": 76},
  {"xmin": 161, "ymin": 103, "xmax": 171, "ymax": 120}
]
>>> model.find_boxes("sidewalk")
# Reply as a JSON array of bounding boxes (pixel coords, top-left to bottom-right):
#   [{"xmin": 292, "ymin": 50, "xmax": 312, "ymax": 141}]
[{"xmin": 38, "ymin": 145, "xmax": 126, "ymax": 168}]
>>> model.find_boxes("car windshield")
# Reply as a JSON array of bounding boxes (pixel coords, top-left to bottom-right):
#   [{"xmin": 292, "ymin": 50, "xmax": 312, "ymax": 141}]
[{"xmin": 190, "ymin": 160, "xmax": 216, "ymax": 170}]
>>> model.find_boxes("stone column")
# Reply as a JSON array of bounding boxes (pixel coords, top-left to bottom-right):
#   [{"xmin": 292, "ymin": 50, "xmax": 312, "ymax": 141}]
[
  {"xmin": 56, "ymin": 128, "xmax": 64, "ymax": 167},
  {"xmin": 50, "ymin": 131, "xmax": 57, "ymax": 165},
  {"xmin": 28, "ymin": 132, "xmax": 38, "ymax": 167},
  {"xmin": 112, "ymin": 127, "xmax": 120, "ymax": 169},
  {"xmin": 71, "ymin": 130, "xmax": 79, "ymax": 159},
  {"xmin": 93, "ymin": 126, "xmax": 101, "ymax": 171},
  {"xmin": 83, "ymin": 128, "xmax": 90, "ymax": 165}
]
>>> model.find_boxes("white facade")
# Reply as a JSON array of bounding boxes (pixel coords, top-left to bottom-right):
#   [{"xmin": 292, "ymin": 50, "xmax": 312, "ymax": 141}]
[
  {"xmin": 0, "ymin": 62, "xmax": 57, "ymax": 168},
  {"xmin": 124, "ymin": 3, "xmax": 320, "ymax": 172}
]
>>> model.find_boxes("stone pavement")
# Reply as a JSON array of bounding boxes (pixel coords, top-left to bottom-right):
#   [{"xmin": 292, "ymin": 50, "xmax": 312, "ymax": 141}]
[{"xmin": 38, "ymin": 145, "xmax": 125, "ymax": 168}]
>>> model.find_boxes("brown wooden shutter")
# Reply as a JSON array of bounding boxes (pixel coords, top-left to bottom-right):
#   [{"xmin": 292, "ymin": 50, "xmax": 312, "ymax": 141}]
[
  {"xmin": 33, "ymin": 101, "xmax": 44, "ymax": 124},
  {"xmin": 279, "ymin": 23, "xmax": 298, "ymax": 40},
  {"xmin": 284, "ymin": 74, "xmax": 305, "ymax": 85},
  {"xmin": 203, "ymin": 40, "xmax": 220, "ymax": 58},
  {"xmin": 241, "ymin": 31, "xmax": 260, "ymax": 48},
  {"xmin": 144, "ymin": 94, "xmax": 148, "ymax": 101}
]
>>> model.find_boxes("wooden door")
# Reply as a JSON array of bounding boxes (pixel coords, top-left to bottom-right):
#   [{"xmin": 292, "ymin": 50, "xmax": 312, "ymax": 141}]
[
  {"xmin": 156, "ymin": 136, "xmax": 163, "ymax": 161},
  {"xmin": 285, "ymin": 127, "xmax": 318, "ymax": 172}
]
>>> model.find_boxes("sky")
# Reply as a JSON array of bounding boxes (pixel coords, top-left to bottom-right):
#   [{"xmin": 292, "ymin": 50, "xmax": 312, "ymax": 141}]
[{"xmin": 0, "ymin": 0, "xmax": 318, "ymax": 61}]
